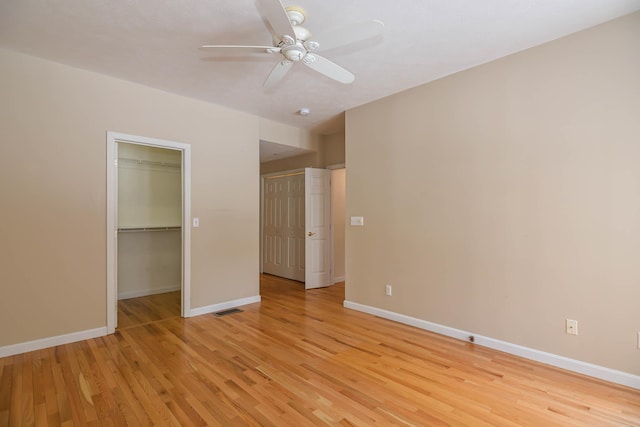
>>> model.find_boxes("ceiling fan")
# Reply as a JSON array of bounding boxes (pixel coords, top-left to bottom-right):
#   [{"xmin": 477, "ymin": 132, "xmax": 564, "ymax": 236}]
[{"xmin": 201, "ymin": 0, "xmax": 384, "ymax": 88}]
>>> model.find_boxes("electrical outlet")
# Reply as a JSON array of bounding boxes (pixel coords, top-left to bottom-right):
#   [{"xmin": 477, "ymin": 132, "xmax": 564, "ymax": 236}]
[
  {"xmin": 385, "ymin": 285, "xmax": 392, "ymax": 296},
  {"xmin": 637, "ymin": 332, "xmax": 640, "ymax": 350},
  {"xmin": 566, "ymin": 319, "xmax": 578, "ymax": 335}
]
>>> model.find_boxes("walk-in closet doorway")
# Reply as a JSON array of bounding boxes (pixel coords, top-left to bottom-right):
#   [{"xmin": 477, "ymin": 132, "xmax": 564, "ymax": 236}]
[{"xmin": 106, "ymin": 132, "xmax": 191, "ymax": 334}]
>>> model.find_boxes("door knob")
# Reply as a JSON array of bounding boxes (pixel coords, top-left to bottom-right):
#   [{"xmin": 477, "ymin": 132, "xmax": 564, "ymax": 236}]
[{"xmin": 307, "ymin": 231, "xmax": 315, "ymax": 237}]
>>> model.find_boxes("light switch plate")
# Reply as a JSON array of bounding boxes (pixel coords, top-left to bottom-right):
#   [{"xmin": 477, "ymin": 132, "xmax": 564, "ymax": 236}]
[
  {"xmin": 350, "ymin": 216, "xmax": 364, "ymax": 226},
  {"xmin": 193, "ymin": 217, "xmax": 199, "ymax": 228}
]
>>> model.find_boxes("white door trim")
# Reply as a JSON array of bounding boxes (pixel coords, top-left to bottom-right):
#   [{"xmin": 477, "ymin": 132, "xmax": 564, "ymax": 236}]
[
  {"xmin": 106, "ymin": 131, "xmax": 192, "ymax": 334},
  {"xmin": 325, "ymin": 163, "xmax": 345, "ymax": 170},
  {"xmin": 259, "ymin": 176, "xmax": 264, "ymax": 274}
]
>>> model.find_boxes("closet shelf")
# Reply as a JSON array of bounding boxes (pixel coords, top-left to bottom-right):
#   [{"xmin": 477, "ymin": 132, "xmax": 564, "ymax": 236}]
[
  {"xmin": 118, "ymin": 226, "xmax": 182, "ymax": 233},
  {"xmin": 118, "ymin": 157, "xmax": 181, "ymax": 169}
]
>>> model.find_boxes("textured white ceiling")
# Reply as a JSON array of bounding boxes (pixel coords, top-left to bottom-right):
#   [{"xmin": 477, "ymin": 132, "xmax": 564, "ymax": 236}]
[{"xmin": 1, "ymin": 0, "xmax": 639, "ymax": 135}]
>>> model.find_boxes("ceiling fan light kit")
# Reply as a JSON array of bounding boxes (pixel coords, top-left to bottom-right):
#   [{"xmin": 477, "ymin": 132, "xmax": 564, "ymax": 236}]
[{"xmin": 201, "ymin": 0, "xmax": 384, "ymax": 88}]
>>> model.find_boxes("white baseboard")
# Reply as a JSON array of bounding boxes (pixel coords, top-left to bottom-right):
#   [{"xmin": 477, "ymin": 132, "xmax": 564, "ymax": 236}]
[
  {"xmin": 1, "ymin": 295, "xmax": 261, "ymax": 357},
  {"xmin": 0, "ymin": 327, "xmax": 107, "ymax": 358},
  {"xmin": 343, "ymin": 300, "xmax": 640, "ymax": 390},
  {"xmin": 333, "ymin": 276, "xmax": 345, "ymax": 283},
  {"xmin": 118, "ymin": 285, "xmax": 181, "ymax": 300},
  {"xmin": 188, "ymin": 295, "xmax": 261, "ymax": 317}
]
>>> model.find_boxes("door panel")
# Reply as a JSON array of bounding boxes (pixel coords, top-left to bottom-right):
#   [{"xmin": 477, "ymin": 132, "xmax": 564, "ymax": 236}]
[
  {"xmin": 263, "ymin": 178, "xmax": 284, "ymax": 275},
  {"xmin": 263, "ymin": 173, "xmax": 305, "ymax": 281},
  {"xmin": 305, "ymin": 168, "xmax": 333, "ymax": 289},
  {"xmin": 284, "ymin": 174, "xmax": 305, "ymax": 281}
]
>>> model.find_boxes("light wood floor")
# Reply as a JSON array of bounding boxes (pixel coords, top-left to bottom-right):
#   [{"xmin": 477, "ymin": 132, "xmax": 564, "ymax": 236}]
[
  {"xmin": 1, "ymin": 275, "xmax": 639, "ymax": 426},
  {"xmin": 117, "ymin": 291, "xmax": 181, "ymax": 330}
]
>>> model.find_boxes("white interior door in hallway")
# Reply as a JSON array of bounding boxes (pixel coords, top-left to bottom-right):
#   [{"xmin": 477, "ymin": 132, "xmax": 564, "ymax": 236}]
[
  {"xmin": 263, "ymin": 172, "xmax": 305, "ymax": 281},
  {"xmin": 304, "ymin": 168, "xmax": 332, "ymax": 289},
  {"xmin": 262, "ymin": 168, "xmax": 333, "ymax": 288}
]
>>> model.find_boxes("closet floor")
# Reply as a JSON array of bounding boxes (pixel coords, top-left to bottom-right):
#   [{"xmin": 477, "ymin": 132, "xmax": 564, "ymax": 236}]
[{"xmin": 117, "ymin": 291, "xmax": 181, "ymax": 330}]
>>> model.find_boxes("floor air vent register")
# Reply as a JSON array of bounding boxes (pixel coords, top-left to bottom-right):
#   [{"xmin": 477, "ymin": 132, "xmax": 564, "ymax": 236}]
[{"xmin": 214, "ymin": 308, "xmax": 243, "ymax": 317}]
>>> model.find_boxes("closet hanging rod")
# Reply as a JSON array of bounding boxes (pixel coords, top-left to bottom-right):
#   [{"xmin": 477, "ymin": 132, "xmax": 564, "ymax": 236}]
[
  {"xmin": 265, "ymin": 171, "xmax": 305, "ymax": 179},
  {"xmin": 118, "ymin": 226, "xmax": 182, "ymax": 233},
  {"xmin": 118, "ymin": 157, "xmax": 181, "ymax": 169}
]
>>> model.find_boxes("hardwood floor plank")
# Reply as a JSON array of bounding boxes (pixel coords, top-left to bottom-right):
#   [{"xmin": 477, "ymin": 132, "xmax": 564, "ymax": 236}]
[
  {"xmin": 1, "ymin": 274, "xmax": 639, "ymax": 426},
  {"xmin": 8, "ymin": 355, "xmax": 22, "ymax": 426},
  {"xmin": 0, "ymin": 359, "xmax": 13, "ymax": 420},
  {"xmin": 20, "ymin": 352, "xmax": 35, "ymax": 427},
  {"xmin": 31, "ymin": 351, "xmax": 48, "ymax": 427}
]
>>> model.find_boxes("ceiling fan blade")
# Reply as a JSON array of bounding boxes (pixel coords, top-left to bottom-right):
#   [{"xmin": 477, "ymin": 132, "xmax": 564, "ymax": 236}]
[
  {"xmin": 256, "ymin": 0, "xmax": 295, "ymax": 40},
  {"xmin": 200, "ymin": 45, "xmax": 280, "ymax": 54},
  {"xmin": 311, "ymin": 20, "xmax": 384, "ymax": 52},
  {"xmin": 264, "ymin": 60, "xmax": 293, "ymax": 88},
  {"xmin": 200, "ymin": 44, "xmax": 280, "ymax": 54},
  {"xmin": 303, "ymin": 54, "xmax": 355, "ymax": 84}
]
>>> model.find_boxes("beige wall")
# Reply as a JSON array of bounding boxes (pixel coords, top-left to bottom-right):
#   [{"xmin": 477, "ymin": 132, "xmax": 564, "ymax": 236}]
[
  {"xmin": 260, "ymin": 131, "xmax": 345, "ymax": 175},
  {"xmin": 260, "ymin": 152, "xmax": 321, "ymax": 175},
  {"xmin": 0, "ymin": 49, "xmax": 262, "ymax": 347},
  {"xmin": 259, "ymin": 118, "xmax": 320, "ymax": 152},
  {"xmin": 331, "ymin": 168, "xmax": 346, "ymax": 281},
  {"xmin": 322, "ymin": 132, "xmax": 346, "ymax": 167},
  {"xmin": 346, "ymin": 12, "xmax": 640, "ymax": 375}
]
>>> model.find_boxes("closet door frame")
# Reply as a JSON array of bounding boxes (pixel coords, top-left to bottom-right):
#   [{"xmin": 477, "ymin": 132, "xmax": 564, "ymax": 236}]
[{"xmin": 106, "ymin": 132, "xmax": 192, "ymax": 334}]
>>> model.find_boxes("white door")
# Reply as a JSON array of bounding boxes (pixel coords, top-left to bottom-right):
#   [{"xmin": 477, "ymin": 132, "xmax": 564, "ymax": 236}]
[
  {"xmin": 263, "ymin": 173, "xmax": 306, "ymax": 281},
  {"xmin": 283, "ymin": 174, "xmax": 305, "ymax": 281},
  {"xmin": 305, "ymin": 168, "xmax": 333, "ymax": 289},
  {"xmin": 263, "ymin": 176, "xmax": 284, "ymax": 276}
]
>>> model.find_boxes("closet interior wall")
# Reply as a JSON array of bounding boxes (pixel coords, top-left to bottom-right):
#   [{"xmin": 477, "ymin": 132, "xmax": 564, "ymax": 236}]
[{"xmin": 117, "ymin": 143, "xmax": 182, "ymax": 299}]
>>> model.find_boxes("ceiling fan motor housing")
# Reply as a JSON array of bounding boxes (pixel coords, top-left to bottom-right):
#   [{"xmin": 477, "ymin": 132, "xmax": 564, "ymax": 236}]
[
  {"xmin": 272, "ymin": 25, "xmax": 312, "ymax": 47},
  {"xmin": 282, "ymin": 44, "xmax": 307, "ymax": 61}
]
